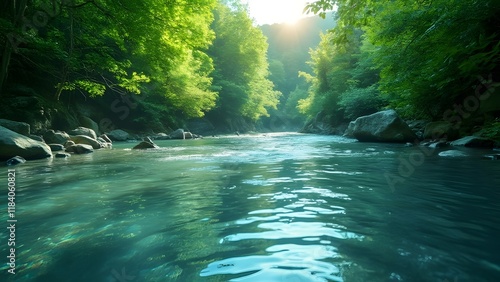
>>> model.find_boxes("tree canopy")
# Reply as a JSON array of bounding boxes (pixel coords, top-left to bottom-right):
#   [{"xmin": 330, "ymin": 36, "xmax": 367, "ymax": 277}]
[
  {"xmin": 300, "ymin": 0, "xmax": 500, "ymax": 125},
  {"xmin": 207, "ymin": 1, "xmax": 280, "ymax": 122}
]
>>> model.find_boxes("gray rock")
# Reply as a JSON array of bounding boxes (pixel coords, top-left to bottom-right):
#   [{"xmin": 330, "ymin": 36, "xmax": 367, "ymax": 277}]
[
  {"xmin": 169, "ymin": 128, "xmax": 185, "ymax": 139},
  {"xmin": 64, "ymin": 140, "xmax": 76, "ymax": 148},
  {"xmin": 107, "ymin": 129, "xmax": 130, "ymax": 141},
  {"xmin": 0, "ymin": 119, "xmax": 30, "ymax": 136},
  {"xmin": 96, "ymin": 137, "xmax": 112, "ymax": 149},
  {"xmin": 6, "ymin": 156, "xmax": 26, "ymax": 166},
  {"xmin": 429, "ymin": 141, "xmax": 449, "ymax": 149},
  {"xmin": 343, "ymin": 121, "xmax": 356, "ymax": 138},
  {"xmin": 29, "ymin": 135, "xmax": 44, "ymax": 142},
  {"xmin": 43, "ymin": 130, "xmax": 70, "ymax": 145},
  {"xmin": 66, "ymin": 144, "xmax": 94, "ymax": 154},
  {"xmin": 423, "ymin": 121, "xmax": 459, "ymax": 140},
  {"xmin": 155, "ymin": 135, "xmax": 172, "ymax": 140},
  {"xmin": 79, "ymin": 116, "xmax": 100, "ymax": 135},
  {"xmin": 438, "ymin": 150, "xmax": 468, "ymax": 157},
  {"xmin": 70, "ymin": 135, "xmax": 102, "ymax": 149},
  {"xmin": 184, "ymin": 132, "xmax": 194, "ymax": 139},
  {"xmin": 0, "ymin": 126, "xmax": 52, "ymax": 161},
  {"xmin": 48, "ymin": 144, "xmax": 65, "ymax": 152},
  {"xmin": 132, "ymin": 141, "xmax": 159, "ymax": 150},
  {"xmin": 450, "ymin": 136, "xmax": 496, "ymax": 148},
  {"xmin": 55, "ymin": 152, "xmax": 71, "ymax": 158},
  {"xmin": 100, "ymin": 134, "xmax": 112, "ymax": 143},
  {"xmin": 68, "ymin": 127, "xmax": 97, "ymax": 140},
  {"xmin": 483, "ymin": 154, "xmax": 500, "ymax": 160},
  {"xmin": 351, "ymin": 110, "xmax": 418, "ymax": 143}
]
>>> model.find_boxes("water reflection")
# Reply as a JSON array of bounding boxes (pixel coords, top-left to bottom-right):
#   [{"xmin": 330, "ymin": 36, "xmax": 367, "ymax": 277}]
[{"xmin": 0, "ymin": 133, "xmax": 499, "ymax": 281}]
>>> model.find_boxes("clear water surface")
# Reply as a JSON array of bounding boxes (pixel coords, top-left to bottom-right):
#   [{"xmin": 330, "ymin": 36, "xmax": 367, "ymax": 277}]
[{"xmin": 1, "ymin": 133, "xmax": 499, "ymax": 281}]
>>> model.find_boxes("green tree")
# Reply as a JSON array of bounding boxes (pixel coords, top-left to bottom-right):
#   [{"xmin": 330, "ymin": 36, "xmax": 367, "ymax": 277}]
[
  {"xmin": 208, "ymin": 1, "xmax": 280, "ymax": 122},
  {"xmin": 305, "ymin": 0, "xmax": 500, "ymax": 119},
  {"xmin": 1, "ymin": 0, "xmax": 218, "ymax": 119}
]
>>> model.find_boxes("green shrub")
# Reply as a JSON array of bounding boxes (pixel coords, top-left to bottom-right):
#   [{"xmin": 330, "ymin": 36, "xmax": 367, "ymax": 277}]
[{"xmin": 338, "ymin": 85, "xmax": 386, "ymax": 120}]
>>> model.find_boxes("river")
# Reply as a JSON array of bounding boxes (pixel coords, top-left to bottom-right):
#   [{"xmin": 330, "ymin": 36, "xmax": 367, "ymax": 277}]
[{"xmin": 1, "ymin": 133, "xmax": 499, "ymax": 281}]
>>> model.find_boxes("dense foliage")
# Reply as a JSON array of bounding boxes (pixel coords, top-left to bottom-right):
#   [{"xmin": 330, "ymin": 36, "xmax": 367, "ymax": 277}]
[
  {"xmin": 261, "ymin": 15, "xmax": 334, "ymax": 125},
  {"xmin": 207, "ymin": 1, "xmax": 279, "ymax": 123},
  {"xmin": 301, "ymin": 0, "xmax": 500, "ymax": 127},
  {"xmin": 0, "ymin": 0, "xmax": 279, "ymax": 132},
  {"xmin": 1, "ymin": 0, "xmax": 218, "ymax": 118}
]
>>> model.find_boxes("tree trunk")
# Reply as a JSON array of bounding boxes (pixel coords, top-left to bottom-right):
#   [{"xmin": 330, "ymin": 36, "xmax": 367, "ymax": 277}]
[{"xmin": 0, "ymin": 0, "xmax": 29, "ymax": 94}]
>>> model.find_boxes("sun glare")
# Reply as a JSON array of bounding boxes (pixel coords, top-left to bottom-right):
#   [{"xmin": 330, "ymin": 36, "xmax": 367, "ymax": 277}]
[{"xmin": 244, "ymin": 0, "xmax": 310, "ymax": 25}]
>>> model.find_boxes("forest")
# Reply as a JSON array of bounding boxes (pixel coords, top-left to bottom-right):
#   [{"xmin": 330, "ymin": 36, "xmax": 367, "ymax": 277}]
[
  {"xmin": 300, "ymin": 0, "xmax": 500, "ymax": 138},
  {"xmin": 1, "ymin": 0, "xmax": 499, "ymax": 138}
]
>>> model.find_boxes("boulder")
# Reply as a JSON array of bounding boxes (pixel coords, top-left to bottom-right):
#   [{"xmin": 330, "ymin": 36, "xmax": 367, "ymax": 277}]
[
  {"xmin": 68, "ymin": 126, "xmax": 97, "ymax": 140},
  {"xmin": 169, "ymin": 128, "xmax": 185, "ymax": 139},
  {"xmin": 48, "ymin": 144, "xmax": 65, "ymax": 152},
  {"xmin": 6, "ymin": 156, "xmax": 26, "ymax": 166},
  {"xmin": 429, "ymin": 141, "xmax": 449, "ymax": 149},
  {"xmin": 70, "ymin": 135, "xmax": 102, "ymax": 149},
  {"xmin": 350, "ymin": 110, "xmax": 418, "ymax": 143},
  {"xmin": 343, "ymin": 121, "xmax": 356, "ymax": 138},
  {"xmin": 0, "ymin": 126, "xmax": 52, "ymax": 161},
  {"xmin": 66, "ymin": 144, "xmax": 93, "ymax": 154},
  {"xmin": 0, "ymin": 119, "xmax": 30, "ymax": 136},
  {"xmin": 132, "ymin": 141, "xmax": 159, "ymax": 150},
  {"xmin": 100, "ymin": 134, "xmax": 112, "ymax": 143},
  {"xmin": 43, "ymin": 130, "xmax": 70, "ymax": 145},
  {"xmin": 79, "ymin": 116, "xmax": 100, "ymax": 135},
  {"xmin": 184, "ymin": 132, "xmax": 194, "ymax": 139},
  {"xmin": 450, "ymin": 136, "xmax": 496, "ymax": 148},
  {"xmin": 97, "ymin": 137, "xmax": 112, "ymax": 148},
  {"xmin": 107, "ymin": 129, "xmax": 130, "ymax": 141},
  {"xmin": 423, "ymin": 121, "xmax": 459, "ymax": 140},
  {"xmin": 438, "ymin": 150, "xmax": 468, "ymax": 157},
  {"xmin": 64, "ymin": 140, "xmax": 76, "ymax": 148},
  {"xmin": 55, "ymin": 152, "xmax": 71, "ymax": 158},
  {"xmin": 155, "ymin": 135, "xmax": 171, "ymax": 140},
  {"xmin": 29, "ymin": 135, "xmax": 44, "ymax": 142}
]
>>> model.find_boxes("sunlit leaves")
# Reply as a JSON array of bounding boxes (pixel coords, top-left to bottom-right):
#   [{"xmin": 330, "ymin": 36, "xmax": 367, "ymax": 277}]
[{"xmin": 208, "ymin": 2, "xmax": 280, "ymax": 121}]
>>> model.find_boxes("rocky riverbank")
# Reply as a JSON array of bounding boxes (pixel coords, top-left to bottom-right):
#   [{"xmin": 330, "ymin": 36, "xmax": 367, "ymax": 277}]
[{"xmin": 0, "ymin": 118, "xmax": 206, "ymax": 165}]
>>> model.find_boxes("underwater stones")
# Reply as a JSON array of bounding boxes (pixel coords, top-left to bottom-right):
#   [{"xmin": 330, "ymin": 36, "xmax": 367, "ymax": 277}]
[
  {"xmin": 483, "ymin": 154, "xmax": 500, "ymax": 160},
  {"xmin": 6, "ymin": 156, "xmax": 26, "ymax": 166},
  {"xmin": 55, "ymin": 152, "xmax": 71, "ymax": 158}
]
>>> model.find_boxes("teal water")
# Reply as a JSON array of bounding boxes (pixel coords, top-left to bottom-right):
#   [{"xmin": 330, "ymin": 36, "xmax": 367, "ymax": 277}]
[{"xmin": 1, "ymin": 133, "xmax": 499, "ymax": 281}]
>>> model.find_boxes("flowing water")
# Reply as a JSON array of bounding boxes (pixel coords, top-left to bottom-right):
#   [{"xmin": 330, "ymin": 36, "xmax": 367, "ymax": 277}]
[{"xmin": 1, "ymin": 133, "xmax": 499, "ymax": 282}]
